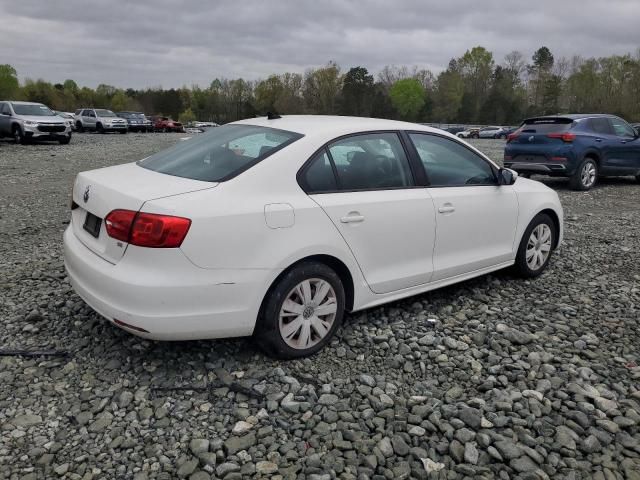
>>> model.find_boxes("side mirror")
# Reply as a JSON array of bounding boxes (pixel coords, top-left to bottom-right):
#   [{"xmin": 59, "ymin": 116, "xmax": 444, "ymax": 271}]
[{"xmin": 499, "ymin": 168, "xmax": 518, "ymax": 185}]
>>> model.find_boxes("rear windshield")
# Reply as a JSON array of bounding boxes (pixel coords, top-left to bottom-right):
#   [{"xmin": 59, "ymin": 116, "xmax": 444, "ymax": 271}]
[
  {"xmin": 519, "ymin": 118, "xmax": 573, "ymax": 134},
  {"xmin": 138, "ymin": 124, "xmax": 303, "ymax": 182}
]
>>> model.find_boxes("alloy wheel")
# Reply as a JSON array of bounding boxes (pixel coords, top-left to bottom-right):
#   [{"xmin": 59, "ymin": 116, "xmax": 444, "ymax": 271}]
[
  {"xmin": 278, "ymin": 278, "xmax": 337, "ymax": 350},
  {"xmin": 581, "ymin": 162, "xmax": 596, "ymax": 188},
  {"xmin": 526, "ymin": 224, "xmax": 552, "ymax": 271}
]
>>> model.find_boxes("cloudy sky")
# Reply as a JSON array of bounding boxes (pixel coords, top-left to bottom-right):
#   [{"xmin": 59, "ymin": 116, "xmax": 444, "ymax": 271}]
[{"xmin": 1, "ymin": 0, "xmax": 638, "ymax": 89}]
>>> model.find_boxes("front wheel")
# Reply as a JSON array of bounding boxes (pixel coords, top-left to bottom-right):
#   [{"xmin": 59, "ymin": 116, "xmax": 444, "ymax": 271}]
[
  {"xmin": 570, "ymin": 157, "xmax": 598, "ymax": 190},
  {"xmin": 635, "ymin": 173, "xmax": 640, "ymax": 184},
  {"xmin": 12, "ymin": 125, "xmax": 26, "ymax": 144},
  {"xmin": 255, "ymin": 262, "xmax": 345, "ymax": 359},
  {"xmin": 96, "ymin": 123, "xmax": 105, "ymax": 134},
  {"xmin": 119, "ymin": 130, "xmax": 127, "ymax": 134},
  {"xmin": 59, "ymin": 133, "xmax": 71, "ymax": 145},
  {"xmin": 75, "ymin": 122, "xmax": 84, "ymax": 133},
  {"xmin": 514, "ymin": 213, "xmax": 556, "ymax": 278}
]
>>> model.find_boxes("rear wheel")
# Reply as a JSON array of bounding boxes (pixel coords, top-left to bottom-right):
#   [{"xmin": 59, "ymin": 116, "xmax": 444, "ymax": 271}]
[
  {"xmin": 12, "ymin": 125, "xmax": 26, "ymax": 144},
  {"xmin": 569, "ymin": 157, "xmax": 598, "ymax": 190},
  {"xmin": 636, "ymin": 173, "xmax": 640, "ymax": 184},
  {"xmin": 255, "ymin": 262, "xmax": 345, "ymax": 359},
  {"xmin": 119, "ymin": 129, "xmax": 127, "ymax": 134},
  {"xmin": 514, "ymin": 213, "xmax": 556, "ymax": 278}
]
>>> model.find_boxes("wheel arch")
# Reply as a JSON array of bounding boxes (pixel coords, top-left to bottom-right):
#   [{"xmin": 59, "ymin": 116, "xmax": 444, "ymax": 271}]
[
  {"xmin": 258, "ymin": 254, "xmax": 356, "ymax": 324},
  {"xmin": 537, "ymin": 208, "xmax": 561, "ymax": 250}
]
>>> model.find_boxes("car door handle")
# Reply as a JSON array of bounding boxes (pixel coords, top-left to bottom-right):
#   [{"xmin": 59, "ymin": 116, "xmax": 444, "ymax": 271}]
[
  {"xmin": 620, "ymin": 140, "xmax": 627, "ymax": 144},
  {"xmin": 340, "ymin": 213, "xmax": 365, "ymax": 223},
  {"xmin": 595, "ymin": 138, "xmax": 603, "ymax": 142},
  {"xmin": 438, "ymin": 204, "xmax": 455, "ymax": 214}
]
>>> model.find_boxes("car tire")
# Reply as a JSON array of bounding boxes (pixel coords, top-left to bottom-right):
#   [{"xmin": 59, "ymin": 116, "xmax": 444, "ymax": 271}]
[
  {"xmin": 514, "ymin": 213, "xmax": 556, "ymax": 278},
  {"xmin": 75, "ymin": 122, "xmax": 84, "ymax": 133},
  {"xmin": 636, "ymin": 173, "xmax": 640, "ymax": 184},
  {"xmin": 120, "ymin": 130, "xmax": 127, "ymax": 134},
  {"xmin": 569, "ymin": 157, "xmax": 598, "ymax": 191},
  {"xmin": 96, "ymin": 123, "xmax": 105, "ymax": 134},
  {"xmin": 59, "ymin": 133, "xmax": 71, "ymax": 145},
  {"xmin": 255, "ymin": 261, "xmax": 345, "ymax": 359},
  {"xmin": 12, "ymin": 125, "xmax": 26, "ymax": 144}
]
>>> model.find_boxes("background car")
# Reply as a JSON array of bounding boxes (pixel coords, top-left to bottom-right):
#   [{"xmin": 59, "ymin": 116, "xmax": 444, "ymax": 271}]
[
  {"xmin": 75, "ymin": 108, "xmax": 128, "ymax": 134},
  {"xmin": 150, "ymin": 116, "xmax": 184, "ymax": 132},
  {"xmin": 0, "ymin": 101, "xmax": 72, "ymax": 144},
  {"xmin": 193, "ymin": 121, "xmax": 219, "ymax": 129},
  {"xmin": 54, "ymin": 111, "xmax": 76, "ymax": 131},
  {"xmin": 64, "ymin": 116, "xmax": 563, "ymax": 358},
  {"xmin": 504, "ymin": 114, "xmax": 640, "ymax": 190},
  {"xmin": 478, "ymin": 126, "xmax": 509, "ymax": 139},
  {"xmin": 457, "ymin": 127, "xmax": 480, "ymax": 138},
  {"xmin": 444, "ymin": 126, "xmax": 466, "ymax": 135},
  {"xmin": 116, "ymin": 111, "xmax": 153, "ymax": 132},
  {"xmin": 632, "ymin": 123, "xmax": 640, "ymax": 134}
]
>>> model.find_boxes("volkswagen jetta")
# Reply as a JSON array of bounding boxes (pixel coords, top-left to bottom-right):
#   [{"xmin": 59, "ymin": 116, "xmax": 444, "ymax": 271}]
[{"xmin": 64, "ymin": 116, "xmax": 563, "ymax": 358}]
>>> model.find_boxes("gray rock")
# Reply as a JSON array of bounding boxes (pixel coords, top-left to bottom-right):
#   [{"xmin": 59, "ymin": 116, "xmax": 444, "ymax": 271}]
[
  {"xmin": 177, "ymin": 458, "xmax": 199, "ymax": 478},
  {"xmin": 255, "ymin": 461, "xmax": 278, "ymax": 475},
  {"xmin": 224, "ymin": 433, "xmax": 256, "ymax": 455},
  {"xmin": 190, "ymin": 438, "xmax": 210, "ymax": 455},
  {"xmin": 377, "ymin": 437, "xmax": 394, "ymax": 457},
  {"xmin": 464, "ymin": 442, "xmax": 479, "ymax": 464}
]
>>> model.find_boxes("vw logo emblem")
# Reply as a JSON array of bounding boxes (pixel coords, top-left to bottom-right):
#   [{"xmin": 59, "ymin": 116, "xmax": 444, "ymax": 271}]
[
  {"xmin": 528, "ymin": 135, "xmax": 535, "ymax": 142},
  {"xmin": 83, "ymin": 185, "xmax": 91, "ymax": 203}
]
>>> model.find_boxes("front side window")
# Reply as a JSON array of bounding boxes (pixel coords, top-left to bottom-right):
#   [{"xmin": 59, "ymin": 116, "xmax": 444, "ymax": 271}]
[
  {"xmin": 0, "ymin": 103, "xmax": 10, "ymax": 115},
  {"xmin": 139, "ymin": 124, "xmax": 302, "ymax": 182},
  {"xmin": 409, "ymin": 133, "xmax": 496, "ymax": 187},
  {"xmin": 11, "ymin": 103, "xmax": 54, "ymax": 116},
  {"xmin": 609, "ymin": 117, "xmax": 636, "ymax": 138},
  {"xmin": 327, "ymin": 133, "xmax": 414, "ymax": 190}
]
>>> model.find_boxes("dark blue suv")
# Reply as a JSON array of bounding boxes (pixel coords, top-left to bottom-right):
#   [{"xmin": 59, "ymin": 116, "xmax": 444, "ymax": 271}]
[{"xmin": 504, "ymin": 114, "xmax": 640, "ymax": 190}]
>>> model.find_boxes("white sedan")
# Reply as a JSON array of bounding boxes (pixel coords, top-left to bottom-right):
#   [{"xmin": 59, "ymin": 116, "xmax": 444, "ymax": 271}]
[{"xmin": 64, "ymin": 115, "xmax": 563, "ymax": 358}]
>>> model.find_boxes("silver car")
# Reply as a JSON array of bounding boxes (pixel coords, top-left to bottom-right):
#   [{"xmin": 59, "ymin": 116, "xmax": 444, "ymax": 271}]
[
  {"xmin": 0, "ymin": 101, "xmax": 72, "ymax": 144},
  {"xmin": 74, "ymin": 108, "xmax": 128, "ymax": 134}
]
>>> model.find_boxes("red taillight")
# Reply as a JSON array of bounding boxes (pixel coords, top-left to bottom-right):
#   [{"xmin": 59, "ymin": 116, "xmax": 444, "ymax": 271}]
[
  {"xmin": 547, "ymin": 133, "xmax": 576, "ymax": 142},
  {"xmin": 504, "ymin": 155, "xmax": 512, "ymax": 161},
  {"xmin": 105, "ymin": 209, "xmax": 191, "ymax": 248},
  {"xmin": 506, "ymin": 133, "xmax": 519, "ymax": 143},
  {"xmin": 105, "ymin": 209, "xmax": 136, "ymax": 242}
]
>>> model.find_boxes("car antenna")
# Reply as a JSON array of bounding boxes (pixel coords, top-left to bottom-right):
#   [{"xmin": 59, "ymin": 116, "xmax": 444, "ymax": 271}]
[{"xmin": 266, "ymin": 111, "xmax": 281, "ymax": 120}]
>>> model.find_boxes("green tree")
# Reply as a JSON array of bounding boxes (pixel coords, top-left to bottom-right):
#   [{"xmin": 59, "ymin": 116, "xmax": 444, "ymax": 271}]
[
  {"xmin": 389, "ymin": 78, "xmax": 425, "ymax": 120},
  {"xmin": 341, "ymin": 66, "xmax": 374, "ymax": 116},
  {"xmin": 0, "ymin": 64, "xmax": 20, "ymax": 99},
  {"xmin": 178, "ymin": 107, "xmax": 196, "ymax": 124},
  {"xmin": 457, "ymin": 46, "xmax": 495, "ymax": 122},
  {"xmin": 303, "ymin": 61, "xmax": 342, "ymax": 114}
]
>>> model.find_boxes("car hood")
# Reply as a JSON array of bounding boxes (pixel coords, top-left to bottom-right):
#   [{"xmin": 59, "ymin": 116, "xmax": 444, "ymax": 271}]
[{"xmin": 21, "ymin": 115, "xmax": 66, "ymax": 123}]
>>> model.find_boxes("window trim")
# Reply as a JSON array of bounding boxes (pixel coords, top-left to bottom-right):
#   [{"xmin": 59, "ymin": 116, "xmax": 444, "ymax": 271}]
[
  {"xmin": 404, "ymin": 130, "xmax": 500, "ymax": 188},
  {"xmin": 297, "ymin": 130, "xmax": 423, "ymax": 194},
  {"xmin": 608, "ymin": 116, "xmax": 636, "ymax": 138}
]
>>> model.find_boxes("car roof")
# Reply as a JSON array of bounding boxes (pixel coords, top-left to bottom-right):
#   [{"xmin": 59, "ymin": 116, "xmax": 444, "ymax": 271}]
[
  {"xmin": 232, "ymin": 115, "xmax": 445, "ymax": 136},
  {"xmin": 524, "ymin": 113, "xmax": 616, "ymax": 122},
  {"xmin": 3, "ymin": 100, "xmax": 46, "ymax": 106}
]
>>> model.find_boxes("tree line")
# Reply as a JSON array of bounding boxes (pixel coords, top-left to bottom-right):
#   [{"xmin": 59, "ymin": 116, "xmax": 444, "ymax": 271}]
[{"xmin": 1, "ymin": 45, "xmax": 639, "ymax": 125}]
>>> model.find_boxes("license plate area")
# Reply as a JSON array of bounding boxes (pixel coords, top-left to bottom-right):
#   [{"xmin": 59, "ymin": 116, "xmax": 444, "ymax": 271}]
[{"xmin": 83, "ymin": 212, "xmax": 102, "ymax": 238}]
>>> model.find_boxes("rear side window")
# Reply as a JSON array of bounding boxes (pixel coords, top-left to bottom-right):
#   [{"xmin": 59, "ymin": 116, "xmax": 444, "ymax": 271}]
[
  {"xmin": 588, "ymin": 118, "xmax": 613, "ymax": 135},
  {"xmin": 300, "ymin": 151, "xmax": 337, "ymax": 193},
  {"xmin": 327, "ymin": 133, "xmax": 414, "ymax": 190},
  {"xmin": 409, "ymin": 133, "xmax": 496, "ymax": 187},
  {"xmin": 520, "ymin": 118, "xmax": 573, "ymax": 134},
  {"xmin": 139, "ymin": 124, "xmax": 302, "ymax": 182},
  {"xmin": 0, "ymin": 103, "xmax": 10, "ymax": 115},
  {"xmin": 609, "ymin": 117, "xmax": 636, "ymax": 138}
]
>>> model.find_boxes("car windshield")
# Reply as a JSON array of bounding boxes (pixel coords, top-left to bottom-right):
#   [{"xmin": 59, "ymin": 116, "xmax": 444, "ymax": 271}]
[
  {"xmin": 12, "ymin": 103, "xmax": 55, "ymax": 116},
  {"xmin": 138, "ymin": 124, "xmax": 303, "ymax": 182},
  {"xmin": 95, "ymin": 109, "xmax": 117, "ymax": 117}
]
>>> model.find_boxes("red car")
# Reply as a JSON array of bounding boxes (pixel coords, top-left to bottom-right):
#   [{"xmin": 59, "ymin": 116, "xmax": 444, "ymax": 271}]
[{"xmin": 151, "ymin": 116, "xmax": 184, "ymax": 132}]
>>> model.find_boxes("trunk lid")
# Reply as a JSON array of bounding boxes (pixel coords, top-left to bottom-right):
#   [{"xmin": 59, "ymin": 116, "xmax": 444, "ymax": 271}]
[{"xmin": 71, "ymin": 162, "xmax": 217, "ymax": 264}]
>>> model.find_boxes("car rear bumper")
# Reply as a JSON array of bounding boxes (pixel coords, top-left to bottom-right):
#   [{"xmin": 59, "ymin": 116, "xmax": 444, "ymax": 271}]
[
  {"xmin": 63, "ymin": 226, "xmax": 273, "ymax": 340},
  {"xmin": 504, "ymin": 162, "xmax": 568, "ymax": 174}
]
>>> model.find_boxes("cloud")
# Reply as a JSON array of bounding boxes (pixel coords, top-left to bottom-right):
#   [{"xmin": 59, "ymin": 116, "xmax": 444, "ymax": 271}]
[{"xmin": 0, "ymin": 0, "xmax": 638, "ymax": 89}]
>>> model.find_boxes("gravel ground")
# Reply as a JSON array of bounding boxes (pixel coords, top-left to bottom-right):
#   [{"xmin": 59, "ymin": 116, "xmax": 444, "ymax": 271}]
[{"xmin": 1, "ymin": 133, "xmax": 639, "ymax": 480}]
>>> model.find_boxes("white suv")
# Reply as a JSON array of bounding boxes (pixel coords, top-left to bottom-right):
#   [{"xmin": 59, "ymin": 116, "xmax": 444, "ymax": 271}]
[
  {"xmin": 0, "ymin": 101, "xmax": 72, "ymax": 144},
  {"xmin": 74, "ymin": 108, "xmax": 128, "ymax": 134}
]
